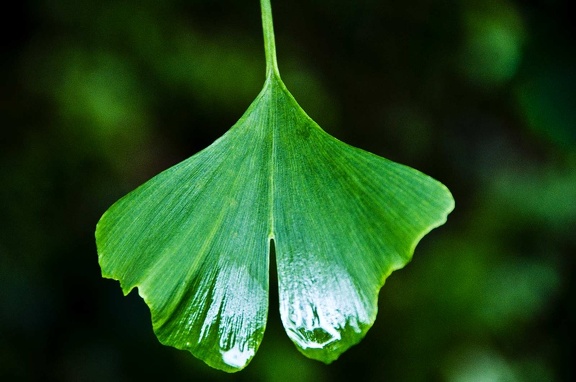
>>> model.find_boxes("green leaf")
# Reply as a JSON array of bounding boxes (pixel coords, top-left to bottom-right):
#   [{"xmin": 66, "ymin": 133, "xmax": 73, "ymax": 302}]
[{"xmin": 96, "ymin": 0, "xmax": 454, "ymax": 373}]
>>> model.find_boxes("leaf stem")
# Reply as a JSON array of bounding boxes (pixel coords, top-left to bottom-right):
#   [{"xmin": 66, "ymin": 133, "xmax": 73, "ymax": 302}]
[{"xmin": 260, "ymin": 0, "xmax": 280, "ymax": 79}]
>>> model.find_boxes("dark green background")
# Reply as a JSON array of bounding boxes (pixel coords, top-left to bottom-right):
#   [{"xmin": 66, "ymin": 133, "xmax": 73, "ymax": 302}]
[{"xmin": 1, "ymin": 0, "xmax": 574, "ymax": 380}]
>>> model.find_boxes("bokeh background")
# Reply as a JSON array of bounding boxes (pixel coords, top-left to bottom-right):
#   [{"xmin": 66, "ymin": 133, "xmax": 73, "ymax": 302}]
[{"xmin": 1, "ymin": 0, "xmax": 574, "ymax": 381}]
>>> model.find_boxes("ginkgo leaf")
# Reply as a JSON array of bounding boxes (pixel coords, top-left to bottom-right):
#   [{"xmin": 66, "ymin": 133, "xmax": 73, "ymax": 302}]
[{"xmin": 96, "ymin": 0, "xmax": 454, "ymax": 373}]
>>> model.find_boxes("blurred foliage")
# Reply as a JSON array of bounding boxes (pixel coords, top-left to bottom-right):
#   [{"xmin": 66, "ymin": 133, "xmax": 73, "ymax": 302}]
[{"xmin": 1, "ymin": 0, "xmax": 574, "ymax": 381}]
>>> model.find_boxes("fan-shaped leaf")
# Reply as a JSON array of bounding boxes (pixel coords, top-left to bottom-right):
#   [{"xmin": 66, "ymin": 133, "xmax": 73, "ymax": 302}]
[{"xmin": 96, "ymin": 0, "xmax": 454, "ymax": 373}]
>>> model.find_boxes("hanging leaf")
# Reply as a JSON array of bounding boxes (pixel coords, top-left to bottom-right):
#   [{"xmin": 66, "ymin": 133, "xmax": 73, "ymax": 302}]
[{"xmin": 96, "ymin": 0, "xmax": 454, "ymax": 373}]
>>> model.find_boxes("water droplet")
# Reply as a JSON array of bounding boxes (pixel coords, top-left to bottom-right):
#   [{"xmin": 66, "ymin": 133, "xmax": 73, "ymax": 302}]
[{"xmin": 221, "ymin": 343, "xmax": 254, "ymax": 369}]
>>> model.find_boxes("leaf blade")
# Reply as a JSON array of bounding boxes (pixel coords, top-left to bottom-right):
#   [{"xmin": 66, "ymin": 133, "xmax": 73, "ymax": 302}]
[
  {"xmin": 96, "ymin": 75, "xmax": 454, "ymax": 371},
  {"xmin": 269, "ymin": 82, "xmax": 454, "ymax": 362},
  {"xmin": 96, "ymin": 95, "xmax": 276, "ymax": 372}
]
